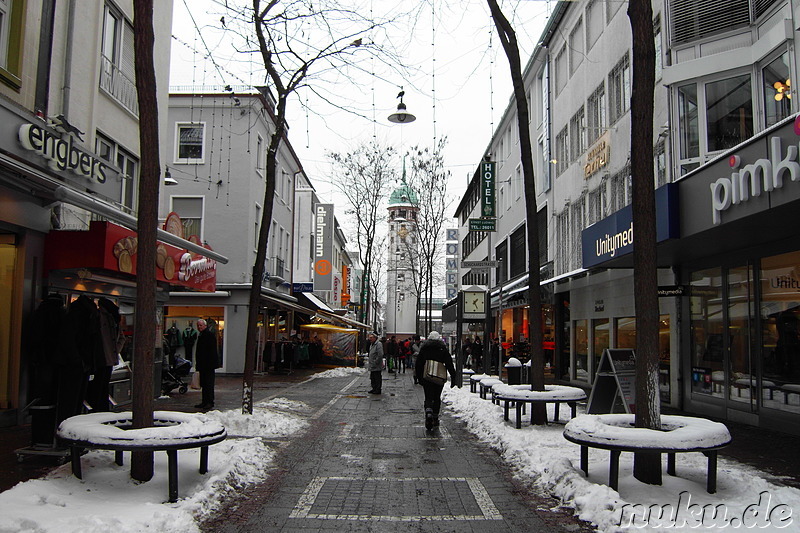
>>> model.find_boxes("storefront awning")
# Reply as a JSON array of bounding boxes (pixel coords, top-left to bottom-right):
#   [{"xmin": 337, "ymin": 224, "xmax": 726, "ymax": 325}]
[
  {"xmin": 297, "ymin": 292, "xmax": 333, "ymax": 313},
  {"xmin": 262, "ymin": 293, "xmax": 316, "ymax": 315},
  {"xmin": 318, "ymin": 311, "xmax": 370, "ymax": 330},
  {"xmin": 300, "ymin": 324, "xmax": 358, "ymax": 333}
]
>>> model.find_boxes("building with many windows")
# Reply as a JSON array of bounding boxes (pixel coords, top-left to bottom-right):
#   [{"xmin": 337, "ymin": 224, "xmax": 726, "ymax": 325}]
[{"xmin": 456, "ymin": 0, "xmax": 800, "ymax": 433}]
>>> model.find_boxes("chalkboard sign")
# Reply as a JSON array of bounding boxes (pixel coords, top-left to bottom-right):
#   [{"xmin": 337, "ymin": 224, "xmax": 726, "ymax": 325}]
[{"xmin": 586, "ymin": 349, "xmax": 636, "ymax": 414}]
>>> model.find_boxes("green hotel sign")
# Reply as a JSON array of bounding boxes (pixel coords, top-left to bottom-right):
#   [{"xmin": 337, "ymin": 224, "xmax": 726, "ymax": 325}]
[{"xmin": 481, "ymin": 161, "xmax": 495, "ymax": 217}]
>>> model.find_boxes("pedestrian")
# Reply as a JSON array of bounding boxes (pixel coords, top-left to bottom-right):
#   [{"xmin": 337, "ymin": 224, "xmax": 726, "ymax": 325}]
[
  {"xmin": 194, "ymin": 319, "xmax": 218, "ymax": 411},
  {"xmin": 386, "ymin": 336, "xmax": 398, "ymax": 373},
  {"xmin": 398, "ymin": 338, "xmax": 409, "ymax": 373},
  {"xmin": 367, "ymin": 332, "xmax": 384, "ymax": 394},
  {"xmin": 410, "ymin": 335, "xmax": 421, "ymax": 383},
  {"xmin": 415, "ymin": 331, "xmax": 457, "ymax": 430}
]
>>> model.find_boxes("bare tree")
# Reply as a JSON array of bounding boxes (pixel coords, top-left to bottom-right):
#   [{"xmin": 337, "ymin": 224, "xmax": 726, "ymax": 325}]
[
  {"xmin": 328, "ymin": 142, "xmax": 396, "ymax": 337},
  {"xmin": 628, "ymin": 0, "xmax": 662, "ymax": 485},
  {"xmin": 486, "ymin": 0, "xmax": 546, "ymax": 424},
  {"xmin": 223, "ymin": 0, "xmax": 396, "ymax": 414},
  {"xmin": 406, "ymin": 138, "xmax": 451, "ymax": 334},
  {"xmin": 130, "ymin": 0, "xmax": 160, "ymax": 480}
]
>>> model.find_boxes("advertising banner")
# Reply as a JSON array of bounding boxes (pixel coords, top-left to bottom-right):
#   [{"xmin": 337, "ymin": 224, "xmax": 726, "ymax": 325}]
[{"xmin": 314, "ymin": 203, "xmax": 334, "ymax": 290}]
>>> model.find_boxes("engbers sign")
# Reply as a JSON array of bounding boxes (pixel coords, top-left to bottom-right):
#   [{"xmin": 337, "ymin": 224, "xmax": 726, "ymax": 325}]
[{"xmin": 18, "ymin": 123, "xmax": 108, "ymax": 183}]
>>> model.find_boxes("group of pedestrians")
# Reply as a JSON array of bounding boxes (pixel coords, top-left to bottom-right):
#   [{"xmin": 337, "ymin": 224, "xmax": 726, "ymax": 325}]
[
  {"xmin": 366, "ymin": 330, "xmax": 458, "ymax": 431},
  {"xmin": 381, "ymin": 335, "xmax": 421, "ymax": 374}
]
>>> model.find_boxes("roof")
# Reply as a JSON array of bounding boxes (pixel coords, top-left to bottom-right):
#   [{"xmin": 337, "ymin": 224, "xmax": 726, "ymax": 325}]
[{"xmin": 388, "ymin": 185, "xmax": 418, "ymax": 206}]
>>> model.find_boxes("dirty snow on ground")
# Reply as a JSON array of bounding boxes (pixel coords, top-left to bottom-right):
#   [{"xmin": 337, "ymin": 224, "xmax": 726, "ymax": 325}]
[
  {"xmin": 0, "ymin": 402, "xmax": 307, "ymax": 533},
  {"xmin": 307, "ymin": 366, "xmax": 365, "ymax": 379},
  {"xmin": 443, "ymin": 386, "xmax": 800, "ymax": 532}
]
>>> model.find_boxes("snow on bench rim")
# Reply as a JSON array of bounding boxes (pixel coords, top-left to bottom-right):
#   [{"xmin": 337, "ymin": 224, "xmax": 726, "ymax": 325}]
[
  {"xmin": 469, "ymin": 374, "xmax": 500, "ymax": 382},
  {"xmin": 479, "ymin": 378, "xmax": 504, "ymax": 387},
  {"xmin": 493, "ymin": 383, "xmax": 587, "ymax": 401},
  {"xmin": 57, "ymin": 411, "xmax": 226, "ymax": 447},
  {"xmin": 563, "ymin": 414, "xmax": 731, "ymax": 450}
]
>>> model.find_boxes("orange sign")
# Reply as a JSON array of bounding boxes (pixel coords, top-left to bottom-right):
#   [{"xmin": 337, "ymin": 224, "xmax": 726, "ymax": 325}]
[{"xmin": 315, "ymin": 259, "xmax": 332, "ymax": 276}]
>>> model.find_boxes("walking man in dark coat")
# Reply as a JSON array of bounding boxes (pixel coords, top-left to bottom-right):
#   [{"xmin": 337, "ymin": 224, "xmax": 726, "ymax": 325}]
[
  {"xmin": 414, "ymin": 331, "xmax": 457, "ymax": 430},
  {"xmin": 367, "ymin": 332, "xmax": 384, "ymax": 394},
  {"xmin": 194, "ymin": 319, "xmax": 217, "ymax": 410}
]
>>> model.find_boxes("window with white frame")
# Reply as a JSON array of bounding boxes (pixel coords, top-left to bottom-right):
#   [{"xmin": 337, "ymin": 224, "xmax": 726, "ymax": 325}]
[
  {"xmin": 175, "ymin": 123, "xmax": 205, "ymax": 163},
  {"xmin": 706, "ymin": 74, "xmax": 753, "ymax": 153},
  {"xmin": 96, "ymin": 132, "xmax": 138, "ymax": 211},
  {"xmin": 586, "ymin": 0, "xmax": 603, "ymax": 51},
  {"xmin": 555, "ymin": 125, "xmax": 569, "ymax": 176},
  {"xmin": 0, "ymin": 0, "xmax": 11, "ymax": 70},
  {"xmin": 569, "ymin": 106, "xmax": 586, "ymax": 162},
  {"xmin": 555, "ymin": 46, "xmax": 568, "ymax": 96},
  {"xmin": 608, "ymin": 53, "xmax": 630, "ymax": 124},
  {"xmin": 171, "ymin": 196, "xmax": 204, "ymax": 240},
  {"xmin": 100, "ymin": 3, "xmax": 137, "ymax": 115},
  {"xmin": 587, "ymin": 82, "xmax": 606, "ymax": 143},
  {"xmin": 254, "ymin": 203, "xmax": 261, "ymax": 250},
  {"xmin": 762, "ymin": 50, "xmax": 792, "ymax": 128},
  {"xmin": 569, "ymin": 18, "xmax": 584, "ymax": 75}
]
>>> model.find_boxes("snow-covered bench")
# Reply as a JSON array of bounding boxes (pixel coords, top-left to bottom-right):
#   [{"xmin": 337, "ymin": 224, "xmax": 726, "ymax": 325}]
[
  {"xmin": 563, "ymin": 414, "xmax": 731, "ymax": 494},
  {"xmin": 778, "ymin": 383, "xmax": 800, "ymax": 404},
  {"xmin": 478, "ymin": 378, "xmax": 504, "ymax": 400},
  {"xmin": 57, "ymin": 411, "xmax": 227, "ymax": 502},
  {"xmin": 469, "ymin": 373, "xmax": 499, "ymax": 393},
  {"xmin": 493, "ymin": 384, "xmax": 587, "ymax": 428}
]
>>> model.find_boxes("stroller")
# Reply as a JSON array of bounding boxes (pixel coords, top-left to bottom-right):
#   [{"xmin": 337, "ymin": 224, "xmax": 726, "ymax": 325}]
[{"xmin": 162, "ymin": 353, "xmax": 192, "ymax": 395}]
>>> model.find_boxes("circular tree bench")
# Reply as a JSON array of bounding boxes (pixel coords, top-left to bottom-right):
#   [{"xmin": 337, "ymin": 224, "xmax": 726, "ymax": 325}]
[
  {"xmin": 478, "ymin": 378, "xmax": 504, "ymax": 400},
  {"xmin": 493, "ymin": 384, "xmax": 587, "ymax": 428},
  {"xmin": 57, "ymin": 411, "xmax": 227, "ymax": 502},
  {"xmin": 563, "ymin": 414, "xmax": 731, "ymax": 494}
]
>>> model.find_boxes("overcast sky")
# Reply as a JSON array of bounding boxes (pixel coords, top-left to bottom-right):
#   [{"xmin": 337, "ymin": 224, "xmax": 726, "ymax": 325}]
[{"xmin": 168, "ymin": 0, "xmax": 552, "ymax": 229}]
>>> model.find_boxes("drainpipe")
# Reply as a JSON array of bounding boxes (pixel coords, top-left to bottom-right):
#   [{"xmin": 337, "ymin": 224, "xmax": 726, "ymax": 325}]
[
  {"xmin": 61, "ymin": 0, "xmax": 76, "ymax": 117},
  {"xmin": 34, "ymin": 0, "xmax": 58, "ymax": 119}
]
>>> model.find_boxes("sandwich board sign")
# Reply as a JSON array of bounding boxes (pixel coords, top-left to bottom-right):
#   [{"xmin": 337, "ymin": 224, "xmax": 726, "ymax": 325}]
[{"xmin": 586, "ymin": 349, "xmax": 636, "ymax": 414}]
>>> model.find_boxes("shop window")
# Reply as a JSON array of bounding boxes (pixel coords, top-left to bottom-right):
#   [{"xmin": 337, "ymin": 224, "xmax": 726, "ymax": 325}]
[
  {"xmin": 100, "ymin": 3, "xmax": 137, "ymax": 115},
  {"xmin": 728, "ymin": 265, "xmax": 755, "ymax": 408},
  {"xmin": 593, "ymin": 318, "xmax": 610, "ymax": 376},
  {"xmin": 608, "ymin": 53, "xmax": 630, "ymax": 125},
  {"xmin": 616, "ymin": 317, "xmax": 636, "ymax": 349},
  {"xmin": 0, "ymin": 0, "xmax": 25, "ymax": 89},
  {"xmin": 690, "ymin": 267, "xmax": 724, "ymax": 397},
  {"xmin": 175, "ymin": 123, "xmax": 205, "ymax": 163},
  {"xmin": 574, "ymin": 319, "xmax": 589, "ymax": 381},
  {"xmin": 760, "ymin": 251, "xmax": 800, "ymax": 413},
  {"xmin": 706, "ymin": 74, "xmax": 753, "ymax": 153},
  {"xmin": 762, "ymin": 51, "xmax": 792, "ymax": 128},
  {"xmin": 677, "ymin": 83, "xmax": 699, "ymax": 163},
  {"xmin": 496, "ymin": 240, "xmax": 508, "ymax": 285}
]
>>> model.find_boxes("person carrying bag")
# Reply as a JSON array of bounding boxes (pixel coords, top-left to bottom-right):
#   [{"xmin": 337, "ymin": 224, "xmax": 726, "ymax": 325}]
[{"xmin": 415, "ymin": 331, "xmax": 458, "ymax": 431}]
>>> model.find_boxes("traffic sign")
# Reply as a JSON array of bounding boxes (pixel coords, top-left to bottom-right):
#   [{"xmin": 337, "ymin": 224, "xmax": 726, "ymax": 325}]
[{"xmin": 469, "ymin": 218, "xmax": 496, "ymax": 232}]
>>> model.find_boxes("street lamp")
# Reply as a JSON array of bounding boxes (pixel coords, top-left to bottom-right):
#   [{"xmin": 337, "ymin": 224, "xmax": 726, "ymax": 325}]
[{"xmin": 387, "ymin": 89, "xmax": 416, "ymax": 124}]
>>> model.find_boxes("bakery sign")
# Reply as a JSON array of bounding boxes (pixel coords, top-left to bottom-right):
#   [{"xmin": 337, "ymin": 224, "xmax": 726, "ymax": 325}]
[{"xmin": 44, "ymin": 220, "xmax": 217, "ymax": 292}]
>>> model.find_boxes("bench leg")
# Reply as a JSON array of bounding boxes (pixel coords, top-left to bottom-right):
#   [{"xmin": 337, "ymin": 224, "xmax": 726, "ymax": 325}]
[
  {"xmin": 516, "ymin": 402, "xmax": 522, "ymax": 430},
  {"xmin": 609, "ymin": 450, "xmax": 621, "ymax": 491},
  {"xmin": 200, "ymin": 446, "xmax": 209, "ymax": 474},
  {"xmin": 580, "ymin": 445, "xmax": 588, "ymax": 476},
  {"xmin": 554, "ymin": 402, "xmax": 560, "ymax": 423},
  {"xmin": 570, "ymin": 402, "xmax": 577, "ymax": 419},
  {"xmin": 705, "ymin": 451, "xmax": 718, "ymax": 494},
  {"xmin": 667, "ymin": 453, "xmax": 676, "ymax": 476},
  {"xmin": 115, "ymin": 450, "xmax": 124, "ymax": 466},
  {"xmin": 167, "ymin": 450, "xmax": 178, "ymax": 503},
  {"xmin": 70, "ymin": 446, "xmax": 83, "ymax": 479},
  {"xmin": 503, "ymin": 400, "xmax": 509, "ymax": 421}
]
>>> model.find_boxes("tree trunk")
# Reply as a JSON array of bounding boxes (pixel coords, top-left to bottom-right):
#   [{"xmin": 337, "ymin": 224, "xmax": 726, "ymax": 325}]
[
  {"xmin": 486, "ymin": 0, "xmax": 545, "ymax": 423},
  {"xmin": 130, "ymin": 0, "xmax": 159, "ymax": 481},
  {"xmin": 628, "ymin": 0, "xmax": 662, "ymax": 484}
]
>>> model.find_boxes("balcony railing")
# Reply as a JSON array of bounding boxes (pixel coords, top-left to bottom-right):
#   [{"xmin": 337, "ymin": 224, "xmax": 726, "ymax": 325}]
[{"xmin": 99, "ymin": 56, "xmax": 139, "ymax": 116}]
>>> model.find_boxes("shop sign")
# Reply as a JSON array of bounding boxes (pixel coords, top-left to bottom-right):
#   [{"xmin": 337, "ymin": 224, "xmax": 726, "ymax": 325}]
[
  {"xmin": 18, "ymin": 123, "xmax": 108, "ymax": 183},
  {"xmin": 469, "ymin": 218, "xmax": 496, "ymax": 232},
  {"xmin": 293, "ymin": 282, "xmax": 314, "ymax": 292},
  {"xmin": 313, "ymin": 203, "xmax": 334, "ymax": 290},
  {"xmin": 709, "ymin": 133, "xmax": 800, "ymax": 225},
  {"xmin": 587, "ymin": 349, "xmax": 636, "ymax": 414},
  {"xmin": 447, "ymin": 228, "xmax": 459, "ymax": 241},
  {"xmin": 583, "ymin": 131, "xmax": 610, "ymax": 178},
  {"xmin": 581, "ymin": 183, "xmax": 679, "ymax": 268}
]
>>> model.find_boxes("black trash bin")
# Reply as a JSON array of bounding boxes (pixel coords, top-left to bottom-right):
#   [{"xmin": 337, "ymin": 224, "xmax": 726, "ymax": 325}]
[{"xmin": 505, "ymin": 357, "xmax": 523, "ymax": 385}]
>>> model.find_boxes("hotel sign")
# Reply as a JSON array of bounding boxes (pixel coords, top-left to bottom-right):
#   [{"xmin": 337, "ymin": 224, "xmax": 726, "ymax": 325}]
[
  {"xmin": 584, "ymin": 131, "xmax": 610, "ymax": 179},
  {"xmin": 481, "ymin": 161, "xmax": 496, "ymax": 217}
]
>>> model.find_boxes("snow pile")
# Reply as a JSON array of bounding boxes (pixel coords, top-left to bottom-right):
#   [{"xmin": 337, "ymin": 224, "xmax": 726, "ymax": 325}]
[
  {"xmin": 0, "ymin": 402, "xmax": 307, "ymax": 533},
  {"xmin": 307, "ymin": 366, "xmax": 365, "ymax": 379},
  {"xmin": 443, "ymin": 386, "xmax": 800, "ymax": 532}
]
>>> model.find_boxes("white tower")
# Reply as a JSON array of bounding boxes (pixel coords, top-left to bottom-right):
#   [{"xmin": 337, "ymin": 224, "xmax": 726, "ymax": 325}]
[{"xmin": 386, "ymin": 185, "xmax": 418, "ymax": 338}]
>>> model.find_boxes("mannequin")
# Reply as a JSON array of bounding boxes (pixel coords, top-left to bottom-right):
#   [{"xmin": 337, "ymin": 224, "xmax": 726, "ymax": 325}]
[{"xmin": 182, "ymin": 321, "xmax": 198, "ymax": 362}]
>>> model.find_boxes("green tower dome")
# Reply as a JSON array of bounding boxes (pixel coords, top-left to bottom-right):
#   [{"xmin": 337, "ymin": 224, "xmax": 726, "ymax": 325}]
[{"xmin": 388, "ymin": 184, "xmax": 418, "ymax": 206}]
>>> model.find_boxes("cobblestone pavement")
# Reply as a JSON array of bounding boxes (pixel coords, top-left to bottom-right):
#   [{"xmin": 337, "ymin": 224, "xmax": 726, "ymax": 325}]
[{"xmin": 201, "ymin": 370, "xmax": 593, "ymax": 532}]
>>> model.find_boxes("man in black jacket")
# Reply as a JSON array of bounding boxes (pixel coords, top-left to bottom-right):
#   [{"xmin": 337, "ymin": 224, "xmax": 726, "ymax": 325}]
[
  {"xmin": 194, "ymin": 319, "xmax": 218, "ymax": 410},
  {"xmin": 414, "ymin": 331, "xmax": 457, "ymax": 430}
]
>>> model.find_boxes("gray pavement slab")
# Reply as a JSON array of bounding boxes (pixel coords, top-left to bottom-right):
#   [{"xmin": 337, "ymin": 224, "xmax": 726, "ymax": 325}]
[{"xmin": 201, "ymin": 370, "xmax": 592, "ymax": 532}]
